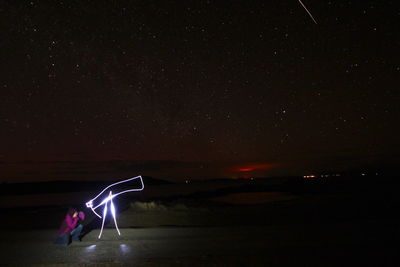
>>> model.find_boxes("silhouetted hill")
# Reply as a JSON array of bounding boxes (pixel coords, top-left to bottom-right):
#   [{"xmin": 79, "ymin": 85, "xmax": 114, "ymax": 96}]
[{"xmin": 0, "ymin": 176, "xmax": 171, "ymax": 196}]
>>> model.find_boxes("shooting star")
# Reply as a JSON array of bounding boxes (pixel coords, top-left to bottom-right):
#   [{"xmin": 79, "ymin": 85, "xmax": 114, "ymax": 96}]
[{"xmin": 298, "ymin": 0, "xmax": 318, "ymax": 24}]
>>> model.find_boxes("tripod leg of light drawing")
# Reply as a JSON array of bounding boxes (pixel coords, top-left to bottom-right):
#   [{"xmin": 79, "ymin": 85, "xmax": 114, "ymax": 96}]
[
  {"xmin": 98, "ymin": 192, "xmax": 110, "ymax": 239},
  {"xmin": 110, "ymin": 192, "xmax": 121, "ymax": 235}
]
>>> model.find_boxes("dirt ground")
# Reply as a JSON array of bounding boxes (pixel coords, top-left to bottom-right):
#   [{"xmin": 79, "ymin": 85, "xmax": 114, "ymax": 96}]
[
  {"xmin": 1, "ymin": 191, "xmax": 399, "ymax": 266},
  {"xmin": 1, "ymin": 221, "xmax": 399, "ymax": 266}
]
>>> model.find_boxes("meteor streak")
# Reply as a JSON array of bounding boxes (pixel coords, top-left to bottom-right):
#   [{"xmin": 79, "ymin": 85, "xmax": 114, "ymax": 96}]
[{"xmin": 298, "ymin": 0, "xmax": 318, "ymax": 24}]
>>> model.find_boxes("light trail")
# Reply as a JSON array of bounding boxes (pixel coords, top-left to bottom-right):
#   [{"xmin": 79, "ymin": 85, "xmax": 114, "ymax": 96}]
[
  {"xmin": 85, "ymin": 175, "xmax": 144, "ymax": 239},
  {"xmin": 298, "ymin": 0, "xmax": 318, "ymax": 24}
]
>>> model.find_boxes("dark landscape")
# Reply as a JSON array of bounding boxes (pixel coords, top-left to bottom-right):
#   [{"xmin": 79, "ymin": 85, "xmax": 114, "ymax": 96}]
[
  {"xmin": 1, "ymin": 0, "xmax": 399, "ymax": 266},
  {"xmin": 1, "ymin": 170, "xmax": 399, "ymax": 266}
]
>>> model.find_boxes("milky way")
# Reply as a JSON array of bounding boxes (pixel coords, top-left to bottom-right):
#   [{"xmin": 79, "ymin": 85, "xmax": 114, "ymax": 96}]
[{"xmin": 1, "ymin": 1, "xmax": 399, "ymax": 181}]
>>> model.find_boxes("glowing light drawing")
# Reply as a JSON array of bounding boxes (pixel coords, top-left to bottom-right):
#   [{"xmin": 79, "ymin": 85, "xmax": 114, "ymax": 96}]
[
  {"xmin": 86, "ymin": 175, "xmax": 144, "ymax": 239},
  {"xmin": 298, "ymin": 0, "xmax": 317, "ymax": 24}
]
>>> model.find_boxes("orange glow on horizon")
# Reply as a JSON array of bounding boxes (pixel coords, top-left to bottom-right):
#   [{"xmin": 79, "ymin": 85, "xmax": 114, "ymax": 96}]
[
  {"xmin": 235, "ymin": 163, "xmax": 277, "ymax": 172},
  {"xmin": 239, "ymin": 167, "xmax": 254, "ymax": 172}
]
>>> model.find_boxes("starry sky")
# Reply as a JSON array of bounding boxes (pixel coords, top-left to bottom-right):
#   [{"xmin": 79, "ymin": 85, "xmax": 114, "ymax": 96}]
[{"xmin": 1, "ymin": 0, "xmax": 399, "ymax": 182}]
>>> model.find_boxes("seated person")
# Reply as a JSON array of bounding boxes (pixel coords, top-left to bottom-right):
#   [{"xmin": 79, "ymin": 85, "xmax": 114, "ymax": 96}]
[{"xmin": 54, "ymin": 207, "xmax": 85, "ymax": 246}]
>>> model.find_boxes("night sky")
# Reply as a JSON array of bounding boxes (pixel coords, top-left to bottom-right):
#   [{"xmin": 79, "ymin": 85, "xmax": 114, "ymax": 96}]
[{"xmin": 1, "ymin": 1, "xmax": 399, "ymax": 182}]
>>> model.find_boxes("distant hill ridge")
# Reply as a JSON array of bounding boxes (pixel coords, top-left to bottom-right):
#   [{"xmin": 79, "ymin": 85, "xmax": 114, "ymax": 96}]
[{"xmin": 0, "ymin": 176, "xmax": 171, "ymax": 196}]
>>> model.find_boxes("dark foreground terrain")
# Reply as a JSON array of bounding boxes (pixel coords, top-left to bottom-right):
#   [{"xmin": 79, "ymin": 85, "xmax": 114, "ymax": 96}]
[
  {"xmin": 1, "ymin": 174, "xmax": 399, "ymax": 266},
  {"xmin": 1, "ymin": 221, "xmax": 398, "ymax": 266}
]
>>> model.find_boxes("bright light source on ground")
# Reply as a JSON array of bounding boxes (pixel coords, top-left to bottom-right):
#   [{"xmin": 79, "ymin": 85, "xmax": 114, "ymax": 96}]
[
  {"xmin": 85, "ymin": 245, "xmax": 96, "ymax": 251},
  {"xmin": 119, "ymin": 244, "xmax": 131, "ymax": 254}
]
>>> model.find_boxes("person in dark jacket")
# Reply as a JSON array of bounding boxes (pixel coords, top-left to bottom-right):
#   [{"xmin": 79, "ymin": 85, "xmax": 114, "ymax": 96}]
[{"xmin": 54, "ymin": 207, "xmax": 85, "ymax": 246}]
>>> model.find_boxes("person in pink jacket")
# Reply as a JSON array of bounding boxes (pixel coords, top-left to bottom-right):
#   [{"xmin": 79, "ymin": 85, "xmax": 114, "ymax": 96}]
[{"xmin": 54, "ymin": 207, "xmax": 85, "ymax": 246}]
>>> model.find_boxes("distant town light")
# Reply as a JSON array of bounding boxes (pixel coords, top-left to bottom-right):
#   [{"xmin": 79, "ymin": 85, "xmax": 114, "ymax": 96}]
[{"xmin": 304, "ymin": 173, "xmax": 343, "ymax": 179}]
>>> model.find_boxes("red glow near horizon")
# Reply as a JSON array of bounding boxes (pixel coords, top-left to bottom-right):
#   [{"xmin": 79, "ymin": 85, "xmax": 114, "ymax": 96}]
[
  {"xmin": 238, "ymin": 168, "xmax": 253, "ymax": 172},
  {"xmin": 236, "ymin": 163, "xmax": 276, "ymax": 172}
]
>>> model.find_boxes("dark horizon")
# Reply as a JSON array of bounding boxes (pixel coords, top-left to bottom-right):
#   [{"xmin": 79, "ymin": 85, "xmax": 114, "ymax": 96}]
[{"xmin": 0, "ymin": 154, "xmax": 398, "ymax": 183}]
